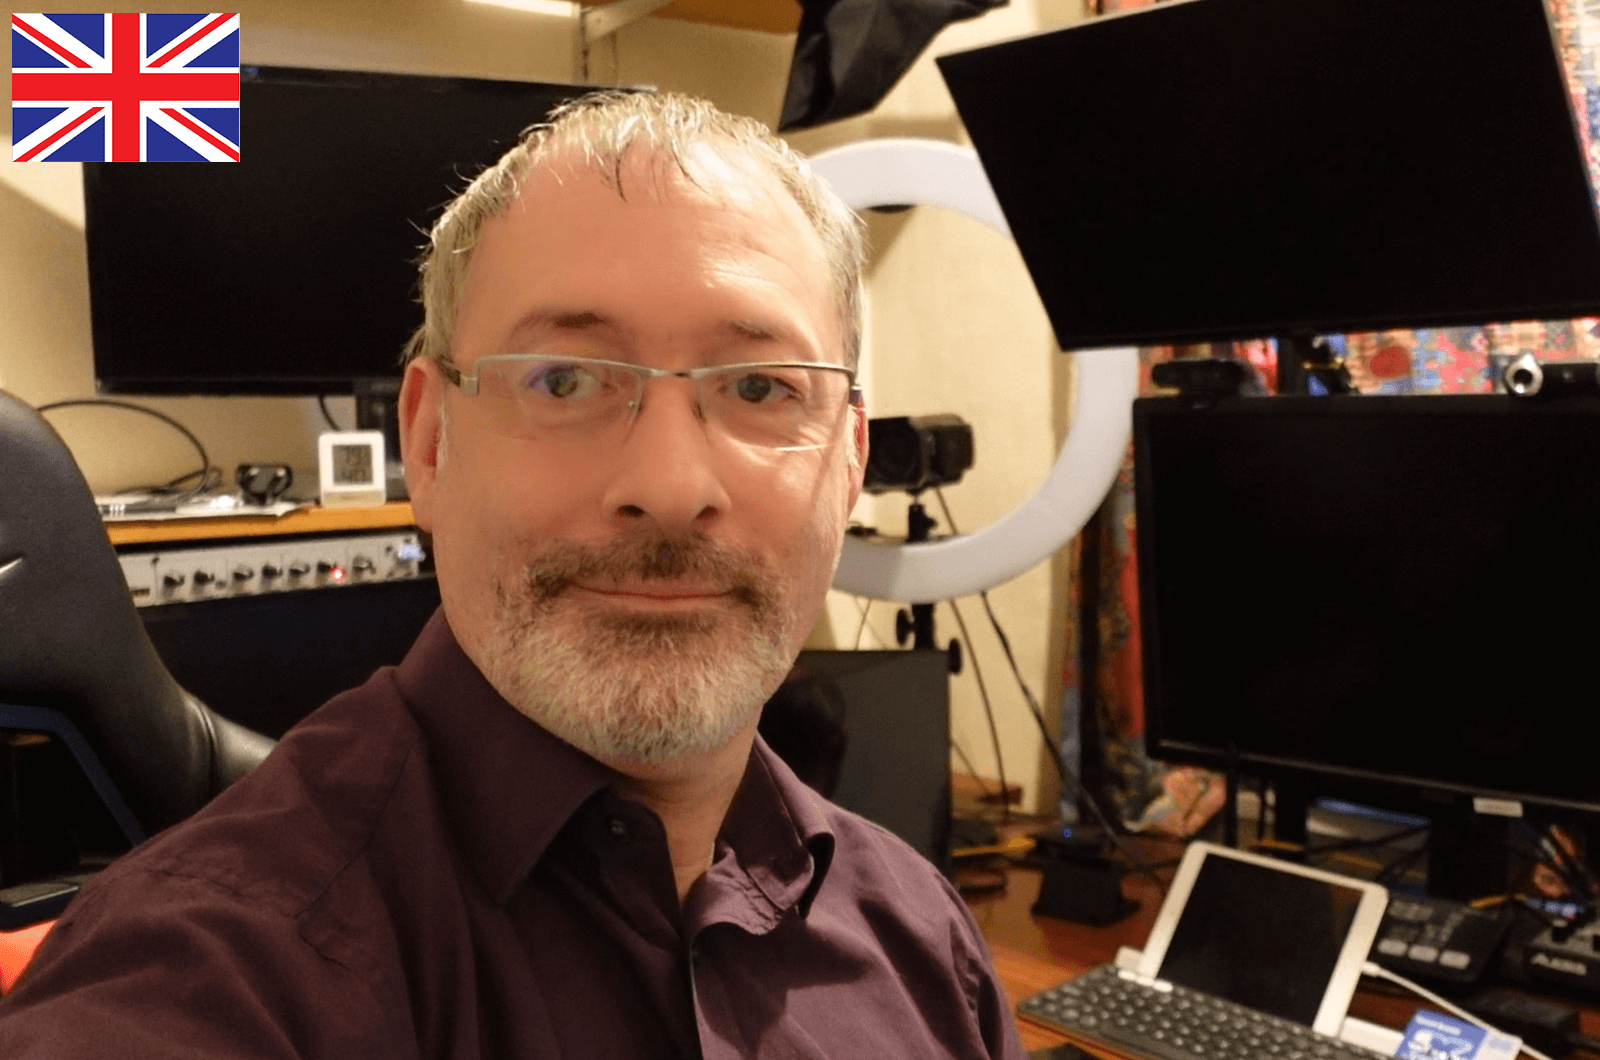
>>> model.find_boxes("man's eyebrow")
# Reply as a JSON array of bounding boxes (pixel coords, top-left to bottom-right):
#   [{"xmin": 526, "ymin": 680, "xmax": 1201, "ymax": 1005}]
[
  {"xmin": 498, "ymin": 310, "xmax": 612, "ymax": 350},
  {"xmin": 500, "ymin": 312, "xmax": 801, "ymax": 351},
  {"xmin": 721, "ymin": 319, "xmax": 789, "ymax": 344},
  {"xmin": 548, "ymin": 311, "xmax": 610, "ymax": 331}
]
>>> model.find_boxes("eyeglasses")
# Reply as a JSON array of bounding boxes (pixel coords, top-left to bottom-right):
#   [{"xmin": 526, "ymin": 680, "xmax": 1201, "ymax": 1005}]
[{"xmin": 438, "ymin": 353, "xmax": 861, "ymax": 451}]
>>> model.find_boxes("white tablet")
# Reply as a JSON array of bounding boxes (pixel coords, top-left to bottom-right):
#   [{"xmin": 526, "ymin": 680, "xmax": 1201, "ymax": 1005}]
[{"xmin": 1135, "ymin": 841, "xmax": 1390, "ymax": 1036}]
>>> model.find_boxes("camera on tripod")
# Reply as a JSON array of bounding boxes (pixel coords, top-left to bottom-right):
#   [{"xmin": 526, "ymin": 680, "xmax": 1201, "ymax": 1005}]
[{"xmin": 862, "ymin": 414, "xmax": 974, "ymax": 495}]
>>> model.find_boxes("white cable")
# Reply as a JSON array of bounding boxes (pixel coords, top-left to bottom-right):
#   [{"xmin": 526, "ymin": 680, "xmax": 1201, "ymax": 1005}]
[{"xmin": 1360, "ymin": 961, "xmax": 1556, "ymax": 1060}]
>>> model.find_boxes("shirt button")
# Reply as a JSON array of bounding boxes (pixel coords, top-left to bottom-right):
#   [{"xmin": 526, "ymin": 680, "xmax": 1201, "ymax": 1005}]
[{"xmin": 606, "ymin": 816, "xmax": 632, "ymax": 842}]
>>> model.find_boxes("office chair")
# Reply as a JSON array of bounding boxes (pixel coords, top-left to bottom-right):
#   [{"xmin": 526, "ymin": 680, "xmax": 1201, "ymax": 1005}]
[{"xmin": 0, "ymin": 388, "xmax": 275, "ymax": 942}]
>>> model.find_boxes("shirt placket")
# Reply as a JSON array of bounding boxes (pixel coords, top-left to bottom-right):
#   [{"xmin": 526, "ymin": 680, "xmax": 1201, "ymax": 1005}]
[
  {"xmin": 682, "ymin": 842, "xmax": 813, "ymax": 1060},
  {"xmin": 589, "ymin": 797, "xmax": 706, "ymax": 1058}
]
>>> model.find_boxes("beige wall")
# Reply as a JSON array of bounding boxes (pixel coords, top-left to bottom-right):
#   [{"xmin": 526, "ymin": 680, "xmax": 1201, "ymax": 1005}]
[{"xmin": 1, "ymin": 0, "xmax": 1089, "ymax": 813}]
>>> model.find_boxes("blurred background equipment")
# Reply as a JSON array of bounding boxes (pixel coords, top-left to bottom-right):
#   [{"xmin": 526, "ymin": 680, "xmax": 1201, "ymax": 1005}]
[
  {"xmin": 863, "ymin": 413, "xmax": 974, "ymax": 496},
  {"xmin": 778, "ymin": 0, "xmax": 1006, "ymax": 131}
]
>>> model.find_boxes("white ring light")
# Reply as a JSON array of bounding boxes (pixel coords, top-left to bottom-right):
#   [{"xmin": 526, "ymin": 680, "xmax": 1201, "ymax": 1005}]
[{"xmin": 810, "ymin": 138, "xmax": 1141, "ymax": 603}]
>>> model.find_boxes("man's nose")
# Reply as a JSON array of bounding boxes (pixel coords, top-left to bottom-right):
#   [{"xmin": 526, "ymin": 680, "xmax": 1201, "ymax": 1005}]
[{"xmin": 600, "ymin": 380, "xmax": 731, "ymax": 530}]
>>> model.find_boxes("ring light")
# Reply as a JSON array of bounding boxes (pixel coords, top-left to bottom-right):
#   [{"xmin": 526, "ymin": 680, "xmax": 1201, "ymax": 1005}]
[{"xmin": 809, "ymin": 138, "xmax": 1140, "ymax": 602}]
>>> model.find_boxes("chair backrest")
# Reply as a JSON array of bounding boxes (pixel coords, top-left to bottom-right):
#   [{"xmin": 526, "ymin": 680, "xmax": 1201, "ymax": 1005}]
[{"xmin": 0, "ymin": 389, "xmax": 274, "ymax": 839}]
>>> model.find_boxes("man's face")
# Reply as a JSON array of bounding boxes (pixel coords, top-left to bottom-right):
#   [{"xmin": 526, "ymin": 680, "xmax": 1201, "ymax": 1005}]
[{"xmin": 400, "ymin": 145, "xmax": 865, "ymax": 769}]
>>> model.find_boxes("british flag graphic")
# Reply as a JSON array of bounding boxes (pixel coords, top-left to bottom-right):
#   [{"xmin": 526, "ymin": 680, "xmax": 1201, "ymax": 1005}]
[{"xmin": 11, "ymin": 13, "xmax": 239, "ymax": 162}]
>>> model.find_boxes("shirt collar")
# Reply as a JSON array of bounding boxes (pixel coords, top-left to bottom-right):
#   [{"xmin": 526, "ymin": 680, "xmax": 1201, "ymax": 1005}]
[
  {"xmin": 693, "ymin": 736, "xmax": 837, "ymax": 931},
  {"xmin": 393, "ymin": 610, "xmax": 618, "ymax": 905},
  {"xmin": 393, "ymin": 610, "xmax": 838, "ymax": 916}
]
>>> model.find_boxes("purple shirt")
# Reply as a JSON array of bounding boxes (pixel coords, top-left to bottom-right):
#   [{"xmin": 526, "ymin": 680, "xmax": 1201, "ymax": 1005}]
[{"xmin": 0, "ymin": 612, "xmax": 1025, "ymax": 1059}]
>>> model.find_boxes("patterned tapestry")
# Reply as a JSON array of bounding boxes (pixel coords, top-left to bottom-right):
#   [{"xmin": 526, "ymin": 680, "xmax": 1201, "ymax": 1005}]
[{"xmin": 1065, "ymin": 0, "xmax": 1600, "ymax": 836}]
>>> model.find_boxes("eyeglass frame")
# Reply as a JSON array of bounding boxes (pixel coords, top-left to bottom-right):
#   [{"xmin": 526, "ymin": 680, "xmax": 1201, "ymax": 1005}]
[{"xmin": 434, "ymin": 352, "xmax": 864, "ymax": 444}]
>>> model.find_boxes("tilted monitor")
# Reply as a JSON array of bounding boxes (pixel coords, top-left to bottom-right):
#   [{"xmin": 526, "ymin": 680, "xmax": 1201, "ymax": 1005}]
[{"xmin": 938, "ymin": 0, "xmax": 1600, "ymax": 350}]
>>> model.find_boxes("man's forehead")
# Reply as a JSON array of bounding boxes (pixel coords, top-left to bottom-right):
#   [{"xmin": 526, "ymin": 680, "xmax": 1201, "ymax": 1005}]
[
  {"xmin": 513, "ymin": 136, "xmax": 796, "ymax": 218},
  {"xmin": 452, "ymin": 137, "xmax": 840, "ymax": 363}
]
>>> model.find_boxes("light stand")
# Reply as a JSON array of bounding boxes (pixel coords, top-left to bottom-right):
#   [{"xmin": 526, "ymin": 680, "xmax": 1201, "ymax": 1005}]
[{"xmin": 891, "ymin": 498, "xmax": 962, "ymax": 675}]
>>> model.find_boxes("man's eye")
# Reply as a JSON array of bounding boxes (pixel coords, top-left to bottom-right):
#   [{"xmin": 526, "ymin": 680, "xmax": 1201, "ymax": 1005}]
[
  {"xmin": 729, "ymin": 372, "xmax": 797, "ymax": 404},
  {"xmin": 525, "ymin": 363, "xmax": 597, "ymax": 400}
]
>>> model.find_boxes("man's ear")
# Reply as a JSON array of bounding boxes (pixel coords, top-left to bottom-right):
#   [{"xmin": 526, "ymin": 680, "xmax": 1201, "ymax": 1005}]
[
  {"xmin": 847, "ymin": 398, "xmax": 868, "ymax": 510},
  {"xmin": 399, "ymin": 356, "xmax": 445, "ymax": 533}
]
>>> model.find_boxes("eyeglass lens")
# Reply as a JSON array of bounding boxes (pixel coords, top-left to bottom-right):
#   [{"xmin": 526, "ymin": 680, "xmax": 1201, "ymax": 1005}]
[{"xmin": 472, "ymin": 358, "xmax": 851, "ymax": 449}]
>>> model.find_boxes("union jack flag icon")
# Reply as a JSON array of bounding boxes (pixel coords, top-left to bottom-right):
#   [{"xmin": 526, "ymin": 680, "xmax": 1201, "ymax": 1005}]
[{"xmin": 11, "ymin": 13, "xmax": 240, "ymax": 162}]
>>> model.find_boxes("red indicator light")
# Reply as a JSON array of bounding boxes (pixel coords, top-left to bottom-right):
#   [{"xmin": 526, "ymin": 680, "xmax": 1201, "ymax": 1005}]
[{"xmin": 331, "ymin": 567, "xmax": 347, "ymax": 583}]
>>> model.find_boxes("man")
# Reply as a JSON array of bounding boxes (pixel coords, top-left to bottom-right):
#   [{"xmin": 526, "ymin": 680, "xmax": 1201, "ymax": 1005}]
[{"xmin": 0, "ymin": 90, "xmax": 1024, "ymax": 1059}]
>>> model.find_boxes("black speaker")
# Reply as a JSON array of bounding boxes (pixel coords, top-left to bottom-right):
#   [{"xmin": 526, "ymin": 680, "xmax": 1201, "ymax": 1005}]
[{"xmin": 140, "ymin": 576, "xmax": 441, "ymax": 738}]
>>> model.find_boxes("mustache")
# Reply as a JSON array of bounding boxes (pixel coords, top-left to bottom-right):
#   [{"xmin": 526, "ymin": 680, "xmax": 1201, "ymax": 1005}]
[{"xmin": 516, "ymin": 532, "xmax": 777, "ymax": 615}]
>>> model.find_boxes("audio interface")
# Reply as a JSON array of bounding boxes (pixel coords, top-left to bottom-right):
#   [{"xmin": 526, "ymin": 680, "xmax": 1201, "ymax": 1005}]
[{"xmin": 117, "ymin": 530, "xmax": 427, "ymax": 608}]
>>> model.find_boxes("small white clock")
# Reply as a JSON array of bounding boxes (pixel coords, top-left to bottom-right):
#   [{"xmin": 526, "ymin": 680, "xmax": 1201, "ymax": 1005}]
[{"xmin": 318, "ymin": 430, "xmax": 387, "ymax": 508}]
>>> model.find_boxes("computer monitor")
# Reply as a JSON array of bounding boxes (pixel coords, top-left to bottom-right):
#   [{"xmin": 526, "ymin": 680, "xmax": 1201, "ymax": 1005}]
[
  {"xmin": 82, "ymin": 66, "xmax": 584, "ymax": 397},
  {"xmin": 1133, "ymin": 394, "xmax": 1600, "ymax": 828},
  {"xmin": 937, "ymin": 0, "xmax": 1600, "ymax": 350}
]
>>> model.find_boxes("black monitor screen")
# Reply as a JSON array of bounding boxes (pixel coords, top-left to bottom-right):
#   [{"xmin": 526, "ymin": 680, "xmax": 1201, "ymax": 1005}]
[
  {"xmin": 937, "ymin": 0, "xmax": 1600, "ymax": 350},
  {"xmin": 84, "ymin": 66, "xmax": 583, "ymax": 396},
  {"xmin": 1135, "ymin": 394, "xmax": 1600, "ymax": 814}
]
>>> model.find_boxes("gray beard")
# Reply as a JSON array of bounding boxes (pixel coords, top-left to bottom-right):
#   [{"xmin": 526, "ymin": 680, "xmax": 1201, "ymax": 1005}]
[{"xmin": 478, "ymin": 532, "xmax": 797, "ymax": 765}]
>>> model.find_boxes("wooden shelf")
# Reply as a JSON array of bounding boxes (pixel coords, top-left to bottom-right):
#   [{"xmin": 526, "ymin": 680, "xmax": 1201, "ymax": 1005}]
[
  {"xmin": 579, "ymin": 0, "xmax": 800, "ymax": 34},
  {"xmin": 105, "ymin": 502, "xmax": 416, "ymax": 548}
]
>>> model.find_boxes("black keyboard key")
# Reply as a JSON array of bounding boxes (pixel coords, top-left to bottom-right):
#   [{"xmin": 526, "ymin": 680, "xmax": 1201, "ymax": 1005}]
[{"xmin": 1096, "ymin": 1021, "xmax": 1210, "ymax": 1060}]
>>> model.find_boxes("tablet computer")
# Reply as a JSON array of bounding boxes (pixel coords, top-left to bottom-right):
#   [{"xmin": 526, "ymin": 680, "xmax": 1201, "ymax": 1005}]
[{"xmin": 1135, "ymin": 841, "xmax": 1390, "ymax": 1036}]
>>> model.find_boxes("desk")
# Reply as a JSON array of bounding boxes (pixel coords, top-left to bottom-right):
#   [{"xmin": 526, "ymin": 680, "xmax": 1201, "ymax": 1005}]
[
  {"xmin": 104, "ymin": 501, "xmax": 415, "ymax": 547},
  {"xmin": 964, "ymin": 839, "xmax": 1173, "ymax": 1055},
  {"xmin": 966, "ymin": 841, "xmax": 1600, "ymax": 1058}
]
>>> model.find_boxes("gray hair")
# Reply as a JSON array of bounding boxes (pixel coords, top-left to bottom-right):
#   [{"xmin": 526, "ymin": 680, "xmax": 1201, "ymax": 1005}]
[{"xmin": 402, "ymin": 90, "xmax": 866, "ymax": 370}]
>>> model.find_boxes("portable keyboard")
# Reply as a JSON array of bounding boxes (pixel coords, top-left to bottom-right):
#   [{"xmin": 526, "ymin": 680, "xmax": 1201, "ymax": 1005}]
[{"xmin": 1018, "ymin": 965, "xmax": 1389, "ymax": 1060}]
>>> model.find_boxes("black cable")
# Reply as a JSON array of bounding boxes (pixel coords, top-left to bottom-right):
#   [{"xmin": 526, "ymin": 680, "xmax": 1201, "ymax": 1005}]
[
  {"xmin": 1375, "ymin": 843, "xmax": 1427, "ymax": 887},
  {"xmin": 1540, "ymin": 821, "xmax": 1599, "ymax": 898},
  {"xmin": 160, "ymin": 466, "xmax": 209, "ymax": 490},
  {"xmin": 1301, "ymin": 823, "xmax": 1429, "ymax": 859},
  {"xmin": 317, "ymin": 393, "xmax": 343, "ymax": 432},
  {"xmin": 37, "ymin": 399, "xmax": 214, "ymax": 510},
  {"xmin": 853, "ymin": 598, "xmax": 873, "ymax": 650},
  {"xmin": 1568, "ymin": 1031, "xmax": 1600, "ymax": 1054},
  {"xmin": 945, "ymin": 597, "xmax": 1009, "ymax": 823},
  {"xmin": 158, "ymin": 464, "xmax": 222, "ymax": 493},
  {"xmin": 932, "ymin": 486, "xmax": 1167, "ymax": 892},
  {"xmin": 1508, "ymin": 822, "xmax": 1595, "ymax": 906},
  {"xmin": 1249, "ymin": 823, "xmax": 1432, "ymax": 883},
  {"xmin": 950, "ymin": 739, "xmax": 999, "ymax": 804}
]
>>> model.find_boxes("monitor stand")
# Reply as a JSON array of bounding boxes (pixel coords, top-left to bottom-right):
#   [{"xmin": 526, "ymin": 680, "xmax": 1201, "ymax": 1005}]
[
  {"xmin": 1427, "ymin": 805, "xmax": 1523, "ymax": 901},
  {"xmin": 1271, "ymin": 782, "xmax": 1550, "ymax": 901}
]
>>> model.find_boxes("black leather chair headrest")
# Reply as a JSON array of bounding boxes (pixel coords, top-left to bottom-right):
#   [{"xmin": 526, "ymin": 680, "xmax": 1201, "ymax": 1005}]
[{"xmin": 0, "ymin": 389, "xmax": 273, "ymax": 836}]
